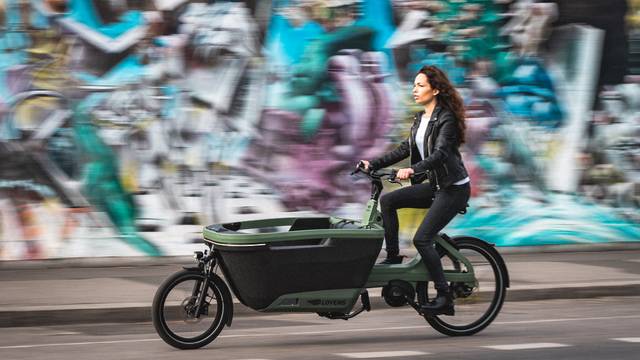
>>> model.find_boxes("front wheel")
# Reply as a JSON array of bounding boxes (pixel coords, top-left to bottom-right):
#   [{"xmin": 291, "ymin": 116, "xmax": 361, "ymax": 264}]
[
  {"xmin": 417, "ymin": 237, "xmax": 508, "ymax": 336},
  {"xmin": 152, "ymin": 269, "xmax": 231, "ymax": 349}
]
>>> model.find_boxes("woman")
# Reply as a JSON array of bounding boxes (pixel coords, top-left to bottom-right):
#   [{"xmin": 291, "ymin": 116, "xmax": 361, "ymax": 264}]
[{"xmin": 360, "ymin": 65, "xmax": 470, "ymax": 314}]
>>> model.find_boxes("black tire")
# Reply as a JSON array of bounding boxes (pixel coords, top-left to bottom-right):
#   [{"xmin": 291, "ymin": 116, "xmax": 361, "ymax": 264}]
[
  {"xmin": 417, "ymin": 237, "xmax": 508, "ymax": 336},
  {"xmin": 152, "ymin": 269, "xmax": 230, "ymax": 349}
]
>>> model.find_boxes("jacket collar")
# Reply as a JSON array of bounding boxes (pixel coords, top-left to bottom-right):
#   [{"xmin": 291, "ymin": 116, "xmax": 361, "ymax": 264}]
[{"xmin": 416, "ymin": 105, "xmax": 442, "ymax": 122}]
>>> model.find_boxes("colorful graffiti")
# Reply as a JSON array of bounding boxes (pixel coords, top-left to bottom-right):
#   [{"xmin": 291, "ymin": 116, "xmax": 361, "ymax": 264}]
[{"xmin": 0, "ymin": 0, "xmax": 638, "ymax": 260}]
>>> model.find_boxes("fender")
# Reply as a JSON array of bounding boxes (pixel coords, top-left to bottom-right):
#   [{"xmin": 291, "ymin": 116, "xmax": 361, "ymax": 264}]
[
  {"xmin": 209, "ymin": 273, "xmax": 234, "ymax": 327},
  {"xmin": 450, "ymin": 235, "xmax": 511, "ymax": 288},
  {"xmin": 182, "ymin": 266, "xmax": 201, "ymax": 271}
]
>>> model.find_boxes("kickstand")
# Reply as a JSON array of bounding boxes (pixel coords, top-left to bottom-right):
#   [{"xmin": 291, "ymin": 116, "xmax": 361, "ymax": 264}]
[{"xmin": 318, "ymin": 290, "xmax": 372, "ymax": 320}]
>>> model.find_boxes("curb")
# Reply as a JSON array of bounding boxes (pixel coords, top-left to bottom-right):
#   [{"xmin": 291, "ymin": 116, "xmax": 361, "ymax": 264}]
[
  {"xmin": 495, "ymin": 242, "xmax": 640, "ymax": 254},
  {"xmin": 2, "ymin": 283, "xmax": 639, "ymax": 328},
  {"xmin": 505, "ymin": 283, "xmax": 640, "ymax": 302}
]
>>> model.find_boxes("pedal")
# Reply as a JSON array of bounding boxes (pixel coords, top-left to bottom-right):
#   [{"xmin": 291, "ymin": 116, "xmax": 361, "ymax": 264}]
[{"xmin": 395, "ymin": 285, "xmax": 455, "ymax": 317}]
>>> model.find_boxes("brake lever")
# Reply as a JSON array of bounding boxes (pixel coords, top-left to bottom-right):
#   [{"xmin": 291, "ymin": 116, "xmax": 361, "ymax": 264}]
[{"xmin": 387, "ymin": 170, "xmax": 403, "ymax": 186}]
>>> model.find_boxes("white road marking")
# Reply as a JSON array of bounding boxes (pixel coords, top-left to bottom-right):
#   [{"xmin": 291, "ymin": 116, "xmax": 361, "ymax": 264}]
[
  {"xmin": 1, "ymin": 315, "xmax": 639, "ymax": 350},
  {"xmin": 337, "ymin": 351, "xmax": 428, "ymax": 358},
  {"xmin": 0, "ymin": 338, "xmax": 160, "ymax": 349},
  {"xmin": 494, "ymin": 314, "xmax": 640, "ymax": 325},
  {"xmin": 48, "ymin": 331, "xmax": 81, "ymax": 336},
  {"xmin": 612, "ymin": 338, "xmax": 640, "ymax": 343},
  {"xmin": 483, "ymin": 343, "xmax": 570, "ymax": 351}
]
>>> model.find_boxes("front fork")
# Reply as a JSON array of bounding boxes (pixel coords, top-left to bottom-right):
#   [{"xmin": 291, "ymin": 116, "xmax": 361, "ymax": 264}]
[{"xmin": 187, "ymin": 248, "xmax": 217, "ymax": 317}]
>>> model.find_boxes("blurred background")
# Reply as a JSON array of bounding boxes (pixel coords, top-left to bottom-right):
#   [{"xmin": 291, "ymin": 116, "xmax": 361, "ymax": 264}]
[{"xmin": 0, "ymin": 0, "xmax": 638, "ymax": 260}]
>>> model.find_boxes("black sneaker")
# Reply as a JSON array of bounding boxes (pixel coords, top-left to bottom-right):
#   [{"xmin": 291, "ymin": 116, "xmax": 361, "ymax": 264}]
[
  {"xmin": 420, "ymin": 292, "xmax": 455, "ymax": 316},
  {"xmin": 377, "ymin": 255, "xmax": 405, "ymax": 265}
]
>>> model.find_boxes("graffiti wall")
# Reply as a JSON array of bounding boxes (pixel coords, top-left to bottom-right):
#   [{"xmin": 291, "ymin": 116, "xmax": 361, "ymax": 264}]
[{"xmin": 0, "ymin": 0, "xmax": 638, "ymax": 260}]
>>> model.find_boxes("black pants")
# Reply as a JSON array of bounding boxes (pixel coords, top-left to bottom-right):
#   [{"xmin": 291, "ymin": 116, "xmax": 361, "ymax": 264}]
[{"xmin": 380, "ymin": 182, "xmax": 470, "ymax": 292}]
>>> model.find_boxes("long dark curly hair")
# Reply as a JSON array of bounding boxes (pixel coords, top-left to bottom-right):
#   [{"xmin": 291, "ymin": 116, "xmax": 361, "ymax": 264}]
[{"xmin": 418, "ymin": 65, "xmax": 466, "ymax": 146}]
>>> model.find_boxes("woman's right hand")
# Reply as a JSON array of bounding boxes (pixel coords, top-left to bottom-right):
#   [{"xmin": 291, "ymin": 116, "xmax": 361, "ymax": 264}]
[{"xmin": 358, "ymin": 160, "xmax": 370, "ymax": 170}]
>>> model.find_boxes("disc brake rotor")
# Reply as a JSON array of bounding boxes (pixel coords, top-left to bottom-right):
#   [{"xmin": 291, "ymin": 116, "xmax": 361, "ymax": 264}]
[{"xmin": 180, "ymin": 296, "xmax": 204, "ymax": 324}]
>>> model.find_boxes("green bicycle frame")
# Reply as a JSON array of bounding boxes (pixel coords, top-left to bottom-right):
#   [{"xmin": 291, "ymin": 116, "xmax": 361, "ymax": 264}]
[
  {"xmin": 360, "ymin": 198, "xmax": 477, "ymax": 287},
  {"xmin": 202, "ymin": 196, "xmax": 477, "ymax": 313}
]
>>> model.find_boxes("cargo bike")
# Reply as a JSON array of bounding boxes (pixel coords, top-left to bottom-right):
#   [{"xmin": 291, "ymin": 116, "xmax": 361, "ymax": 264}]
[{"xmin": 152, "ymin": 165, "xmax": 510, "ymax": 349}]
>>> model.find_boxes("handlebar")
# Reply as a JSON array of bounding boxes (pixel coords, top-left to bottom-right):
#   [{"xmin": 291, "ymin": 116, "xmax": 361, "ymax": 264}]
[{"xmin": 350, "ymin": 161, "xmax": 417, "ymax": 186}]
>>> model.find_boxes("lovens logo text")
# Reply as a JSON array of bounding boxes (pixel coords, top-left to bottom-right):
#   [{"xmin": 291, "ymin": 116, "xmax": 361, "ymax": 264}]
[{"xmin": 307, "ymin": 299, "xmax": 347, "ymax": 306}]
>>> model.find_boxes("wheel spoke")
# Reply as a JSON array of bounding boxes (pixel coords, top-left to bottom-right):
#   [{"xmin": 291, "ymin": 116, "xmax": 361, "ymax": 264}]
[{"xmin": 152, "ymin": 270, "xmax": 228, "ymax": 349}]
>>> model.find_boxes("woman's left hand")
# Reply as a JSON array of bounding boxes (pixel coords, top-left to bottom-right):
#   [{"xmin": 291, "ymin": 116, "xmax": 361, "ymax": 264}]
[{"xmin": 396, "ymin": 168, "xmax": 415, "ymax": 180}]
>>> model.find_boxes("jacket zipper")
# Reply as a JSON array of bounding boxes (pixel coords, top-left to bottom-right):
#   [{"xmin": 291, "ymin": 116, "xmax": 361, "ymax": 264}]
[
  {"xmin": 410, "ymin": 113, "xmax": 419, "ymax": 163},
  {"xmin": 427, "ymin": 131, "xmax": 440, "ymax": 190},
  {"xmin": 409, "ymin": 122, "xmax": 413, "ymax": 160}
]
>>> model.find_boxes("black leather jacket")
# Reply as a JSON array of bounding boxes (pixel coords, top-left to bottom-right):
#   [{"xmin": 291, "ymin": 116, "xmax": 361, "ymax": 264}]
[{"xmin": 369, "ymin": 106, "xmax": 469, "ymax": 190}]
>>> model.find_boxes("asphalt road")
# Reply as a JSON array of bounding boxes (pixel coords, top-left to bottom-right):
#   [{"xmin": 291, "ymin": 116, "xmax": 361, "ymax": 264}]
[{"xmin": 1, "ymin": 296, "xmax": 638, "ymax": 360}]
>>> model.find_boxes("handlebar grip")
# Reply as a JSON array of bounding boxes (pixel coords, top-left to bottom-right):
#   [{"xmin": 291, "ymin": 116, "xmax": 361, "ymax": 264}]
[{"xmin": 388, "ymin": 169, "xmax": 419, "ymax": 182}]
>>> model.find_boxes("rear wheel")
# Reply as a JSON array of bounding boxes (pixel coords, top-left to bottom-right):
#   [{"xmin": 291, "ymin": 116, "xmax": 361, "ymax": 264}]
[
  {"xmin": 152, "ymin": 269, "xmax": 230, "ymax": 349},
  {"xmin": 417, "ymin": 237, "xmax": 508, "ymax": 336}
]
